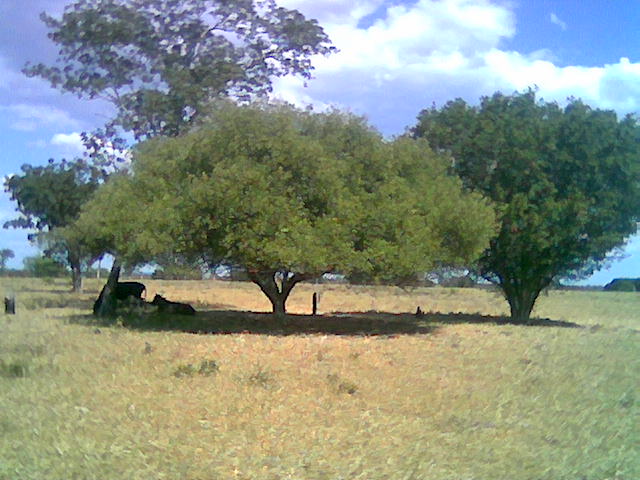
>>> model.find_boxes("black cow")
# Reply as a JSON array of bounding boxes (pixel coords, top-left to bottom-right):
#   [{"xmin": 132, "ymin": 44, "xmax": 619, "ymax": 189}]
[
  {"xmin": 93, "ymin": 281, "xmax": 147, "ymax": 315},
  {"xmin": 151, "ymin": 294, "xmax": 196, "ymax": 315},
  {"xmin": 114, "ymin": 282, "xmax": 146, "ymax": 301}
]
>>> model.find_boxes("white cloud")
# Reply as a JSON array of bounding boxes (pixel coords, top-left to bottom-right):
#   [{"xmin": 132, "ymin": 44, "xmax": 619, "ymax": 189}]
[
  {"xmin": 550, "ymin": 12, "xmax": 567, "ymax": 31},
  {"xmin": 317, "ymin": 0, "xmax": 515, "ymax": 72},
  {"xmin": 1, "ymin": 103, "xmax": 80, "ymax": 131},
  {"xmin": 271, "ymin": 0, "xmax": 640, "ymax": 135},
  {"xmin": 51, "ymin": 132, "xmax": 84, "ymax": 153}
]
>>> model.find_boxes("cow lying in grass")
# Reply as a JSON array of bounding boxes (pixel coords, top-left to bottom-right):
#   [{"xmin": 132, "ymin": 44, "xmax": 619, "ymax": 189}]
[{"xmin": 150, "ymin": 294, "xmax": 196, "ymax": 315}]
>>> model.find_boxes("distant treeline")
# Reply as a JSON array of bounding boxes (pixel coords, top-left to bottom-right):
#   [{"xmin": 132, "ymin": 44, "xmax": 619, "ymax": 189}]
[{"xmin": 603, "ymin": 278, "xmax": 640, "ymax": 292}]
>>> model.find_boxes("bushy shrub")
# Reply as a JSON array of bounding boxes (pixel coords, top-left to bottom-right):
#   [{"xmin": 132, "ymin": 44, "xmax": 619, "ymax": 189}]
[
  {"xmin": 22, "ymin": 256, "xmax": 66, "ymax": 278},
  {"xmin": 152, "ymin": 264, "xmax": 202, "ymax": 280}
]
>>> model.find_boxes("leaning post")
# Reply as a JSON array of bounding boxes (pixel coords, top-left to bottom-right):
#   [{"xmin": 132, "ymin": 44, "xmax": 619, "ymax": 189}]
[
  {"xmin": 4, "ymin": 295, "xmax": 16, "ymax": 314},
  {"xmin": 312, "ymin": 292, "xmax": 318, "ymax": 316}
]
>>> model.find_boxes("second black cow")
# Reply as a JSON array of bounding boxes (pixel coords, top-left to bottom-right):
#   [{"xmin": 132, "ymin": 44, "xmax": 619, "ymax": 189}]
[{"xmin": 151, "ymin": 294, "xmax": 196, "ymax": 315}]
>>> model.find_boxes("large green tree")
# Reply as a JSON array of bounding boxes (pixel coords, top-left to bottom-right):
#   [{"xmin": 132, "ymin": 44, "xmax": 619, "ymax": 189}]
[
  {"xmin": 25, "ymin": 0, "xmax": 335, "ymax": 148},
  {"xmin": 74, "ymin": 103, "xmax": 495, "ymax": 314},
  {"xmin": 413, "ymin": 90, "xmax": 640, "ymax": 322},
  {"xmin": 4, "ymin": 159, "xmax": 101, "ymax": 291}
]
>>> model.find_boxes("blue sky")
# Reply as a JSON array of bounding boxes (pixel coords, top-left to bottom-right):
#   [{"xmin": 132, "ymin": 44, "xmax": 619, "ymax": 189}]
[{"xmin": 1, "ymin": 0, "xmax": 640, "ymax": 285}]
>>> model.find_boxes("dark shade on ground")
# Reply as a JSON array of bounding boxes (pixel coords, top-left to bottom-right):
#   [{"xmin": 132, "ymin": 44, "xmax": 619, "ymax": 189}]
[{"xmin": 69, "ymin": 306, "xmax": 582, "ymax": 337}]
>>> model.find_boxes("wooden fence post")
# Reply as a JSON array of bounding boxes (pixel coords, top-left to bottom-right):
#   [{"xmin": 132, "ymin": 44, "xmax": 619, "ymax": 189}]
[
  {"xmin": 4, "ymin": 296, "xmax": 16, "ymax": 314},
  {"xmin": 312, "ymin": 292, "xmax": 318, "ymax": 316}
]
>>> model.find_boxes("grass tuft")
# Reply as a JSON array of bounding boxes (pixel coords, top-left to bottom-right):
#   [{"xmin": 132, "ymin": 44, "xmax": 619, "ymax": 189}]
[
  {"xmin": 197, "ymin": 359, "xmax": 219, "ymax": 376},
  {"xmin": 173, "ymin": 359, "xmax": 219, "ymax": 378},
  {"xmin": 243, "ymin": 363, "xmax": 276, "ymax": 388},
  {"xmin": 326, "ymin": 373, "xmax": 358, "ymax": 394},
  {"xmin": 172, "ymin": 363, "xmax": 197, "ymax": 378},
  {"xmin": 0, "ymin": 358, "xmax": 29, "ymax": 378}
]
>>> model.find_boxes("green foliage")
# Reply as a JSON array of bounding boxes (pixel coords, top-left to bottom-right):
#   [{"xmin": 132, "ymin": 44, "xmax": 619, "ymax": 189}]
[
  {"xmin": 4, "ymin": 159, "xmax": 100, "ymax": 232},
  {"xmin": 4, "ymin": 159, "xmax": 102, "ymax": 290},
  {"xmin": 25, "ymin": 0, "xmax": 335, "ymax": 143},
  {"xmin": 65, "ymin": 171, "xmax": 146, "ymax": 264},
  {"xmin": 413, "ymin": 90, "xmax": 640, "ymax": 321},
  {"xmin": 151, "ymin": 265, "xmax": 202, "ymax": 281},
  {"xmin": 77, "ymin": 103, "xmax": 495, "ymax": 313},
  {"xmin": 22, "ymin": 255, "xmax": 67, "ymax": 278}
]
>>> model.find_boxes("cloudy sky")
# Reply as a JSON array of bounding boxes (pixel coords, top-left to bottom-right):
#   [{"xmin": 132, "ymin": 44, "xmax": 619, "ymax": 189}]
[{"xmin": 1, "ymin": 0, "xmax": 640, "ymax": 284}]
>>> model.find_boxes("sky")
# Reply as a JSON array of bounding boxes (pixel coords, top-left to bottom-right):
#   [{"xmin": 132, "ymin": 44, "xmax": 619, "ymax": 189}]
[{"xmin": 1, "ymin": 0, "xmax": 640, "ymax": 285}]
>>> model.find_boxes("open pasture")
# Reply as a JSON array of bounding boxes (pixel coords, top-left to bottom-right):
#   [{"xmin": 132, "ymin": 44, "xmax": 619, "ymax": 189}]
[{"xmin": 0, "ymin": 278, "xmax": 638, "ymax": 480}]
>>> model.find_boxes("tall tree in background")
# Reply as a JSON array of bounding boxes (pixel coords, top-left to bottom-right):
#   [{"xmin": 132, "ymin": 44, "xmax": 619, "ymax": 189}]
[
  {"xmin": 413, "ymin": 90, "xmax": 640, "ymax": 322},
  {"xmin": 24, "ymin": 0, "xmax": 335, "ymax": 312},
  {"xmin": 4, "ymin": 160, "xmax": 101, "ymax": 291},
  {"xmin": 73, "ymin": 103, "xmax": 495, "ymax": 314},
  {"xmin": 0, "ymin": 249, "xmax": 15, "ymax": 273},
  {"xmin": 25, "ymin": 0, "xmax": 336, "ymax": 151}
]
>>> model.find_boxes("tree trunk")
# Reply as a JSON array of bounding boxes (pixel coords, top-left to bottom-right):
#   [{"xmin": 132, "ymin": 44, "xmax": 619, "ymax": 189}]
[
  {"xmin": 68, "ymin": 250, "xmax": 83, "ymax": 293},
  {"xmin": 248, "ymin": 269, "xmax": 311, "ymax": 315},
  {"xmin": 71, "ymin": 262, "xmax": 82, "ymax": 293},
  {"xmin": 93, "ymin": 259, "xmax": 121, "ymax": 317},
  {"xmin": 503, "ymin": 281, "xmax": 542, "ymax": 323},
  {"xmin": 271, "ymin": 293, "xmax": 287, "ymax": 316},
  {"xmin": 4, "ymin": 296, "xmax": 16, "ymax": 315}
]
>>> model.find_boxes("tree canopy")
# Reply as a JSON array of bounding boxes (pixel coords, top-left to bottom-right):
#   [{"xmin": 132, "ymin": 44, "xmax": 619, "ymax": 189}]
[
  {"xmin": 75, "ymin": 102, "xmax": 496, "ymax": 313},
  {"xmin": 4, "ymin": 159, "xmax": 102, "ymax": 291},
  {"xmin": 25, "ymin": 0, "xmax": 335, "ymax": 146},
  {"xmin": 413, "ymin": 90, "xmax": 640, "ymax": 322}
]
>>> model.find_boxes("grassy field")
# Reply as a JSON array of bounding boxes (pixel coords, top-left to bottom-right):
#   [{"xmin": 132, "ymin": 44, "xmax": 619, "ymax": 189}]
[{"xmin": 0, "ymin": 277, "xmax": 638, "ymax": 480}]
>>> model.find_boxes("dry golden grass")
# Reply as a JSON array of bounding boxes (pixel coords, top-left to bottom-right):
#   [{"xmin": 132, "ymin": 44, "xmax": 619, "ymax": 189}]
[{"xmin": 0, "ymin": 277, "xmax": 638, "ymax": 480}]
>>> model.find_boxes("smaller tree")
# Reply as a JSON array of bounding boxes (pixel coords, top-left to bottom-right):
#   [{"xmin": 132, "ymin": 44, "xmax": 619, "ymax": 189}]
[
  {"xmin": 23, "ymin": 255, "xmax": 66, "ymax": 278},
  {"xmin": 0, "ymin": 249, "xmax": 15, "ymax": 272},
  {"xmin": 4, "ymin": 159, "xmax": 102, "ymax": 291},
  {"xmin": 413, "ymin": 90, "xmax": 640, "ymax": 322}
]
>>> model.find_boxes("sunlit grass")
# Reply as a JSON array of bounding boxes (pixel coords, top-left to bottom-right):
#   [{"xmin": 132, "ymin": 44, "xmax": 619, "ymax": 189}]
[{"xmin": 0, "ymin": 277, "xmax": 638, "ymax": 479}]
